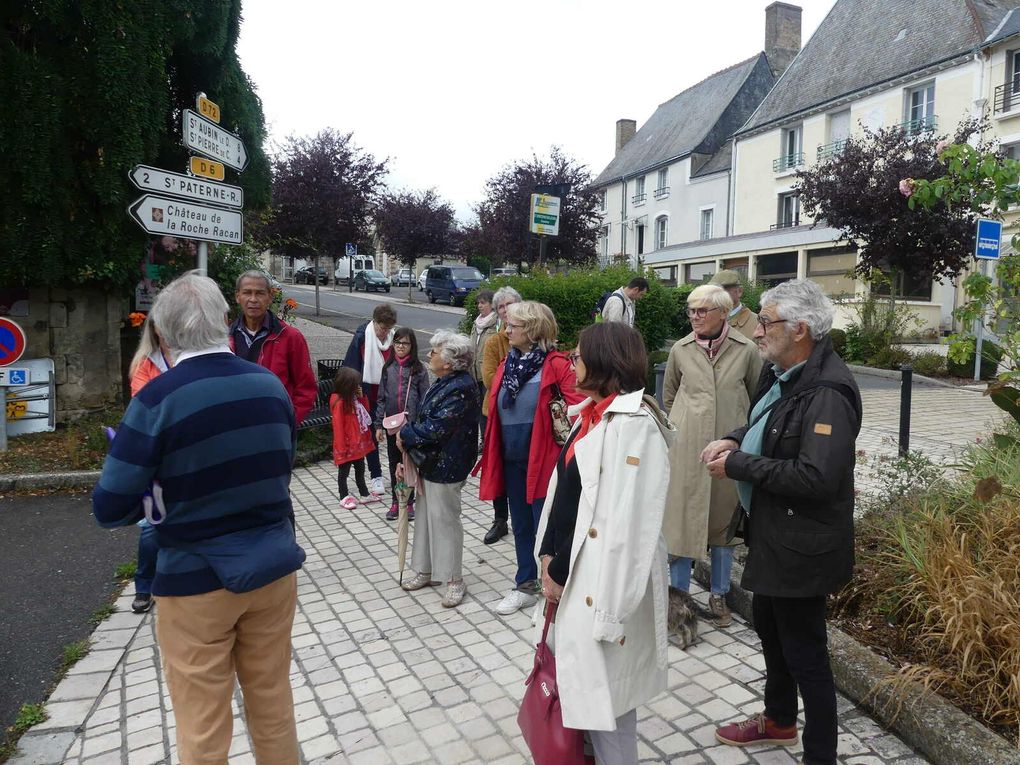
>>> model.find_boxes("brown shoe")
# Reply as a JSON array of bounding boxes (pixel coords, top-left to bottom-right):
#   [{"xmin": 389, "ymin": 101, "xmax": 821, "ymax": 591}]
[
  {"xmin": 715, "ymin": 712, "xmax": 797, "ymax": 747},
  {"xmin": 709, "ymin": 594, "xmax": 732, "ymax": 628}
]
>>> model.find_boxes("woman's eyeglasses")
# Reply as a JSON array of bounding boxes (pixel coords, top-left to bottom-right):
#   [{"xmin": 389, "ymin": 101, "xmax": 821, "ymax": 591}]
[
  {"xmin": 685, "ymin": 306, "xmax": 721, "ymax": 318},
  {"xmin": 568, "ymin": 352, "xmax": 581, "ymax": 365},
  {"xmin": 393, "ymin": 340, "xmax": 412, "ymax": 347}
]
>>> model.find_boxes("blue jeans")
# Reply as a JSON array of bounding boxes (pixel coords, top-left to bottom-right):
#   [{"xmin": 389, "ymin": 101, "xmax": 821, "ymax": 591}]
[
  {"xmin": 504, "ymin": 460, "xmax": 544, "ymax": 589},
  {"xmin": 135, "ymin": 521, "xmax": 160, "ymax": 595},
  {"xmin": 669, "ymin": 546, "xmax": 734, "ymax": 595}
]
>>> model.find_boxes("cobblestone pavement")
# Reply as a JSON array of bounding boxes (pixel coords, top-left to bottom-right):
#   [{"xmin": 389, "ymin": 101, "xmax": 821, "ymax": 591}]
[{"xmin": 11, "ymin": 317, "xmax": 997, "ymax": 764}]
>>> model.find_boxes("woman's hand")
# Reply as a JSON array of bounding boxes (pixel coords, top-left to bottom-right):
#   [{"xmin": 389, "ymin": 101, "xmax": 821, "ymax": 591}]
[
  {"xmin": 395, "ymin": 432, "xmax": 405, "ymax": 452},
  {"xmin": 701, "ymin": 438, "xmax": 738, "ymax": 464},
  {"xmin": 376, "ymin": 428, "xmax": 385, "ymax": 444},
  {"xmin": 395, "ymin": 463, "xmax": 405, "ymax": 481},
  {"xmin": 540, "ymin": 556, "xmax": 563, "ymax": 603}
]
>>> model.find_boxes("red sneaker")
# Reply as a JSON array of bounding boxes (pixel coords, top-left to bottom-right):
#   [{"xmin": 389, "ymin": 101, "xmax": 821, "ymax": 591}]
[{"xmin": 715, "ymin": 713, "xmax": 798, "ymax": 747}]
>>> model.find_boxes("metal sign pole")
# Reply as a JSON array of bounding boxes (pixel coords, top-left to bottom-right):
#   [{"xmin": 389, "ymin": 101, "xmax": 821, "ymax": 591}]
[
  {"xmin": 974, "ymin": 258, "xmax": 986, "ymax": 382},
  {"xmin": 198, "ymin": 241, "xmax": 208, "ymax": 276},
  {"xmin": 0, "ymin": 393, "xmax": 7, "ymax": 452}
]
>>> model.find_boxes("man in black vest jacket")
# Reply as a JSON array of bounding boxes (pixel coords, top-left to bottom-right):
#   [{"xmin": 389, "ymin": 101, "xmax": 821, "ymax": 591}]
[{"xmin": 701, "ymin": 279, "xmax": 862, "ymax": 765}]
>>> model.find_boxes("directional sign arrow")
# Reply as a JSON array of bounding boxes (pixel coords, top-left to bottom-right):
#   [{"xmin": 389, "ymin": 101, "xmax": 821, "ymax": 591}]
[
  {"xmin": 128, "ymin": 194, "xmax": 243, "ymax": 245},
  {"xmin": 182, "ymin": 109, "xmax": 248, "ymax": 172},
  {"xmin": 130, "ymin": 164, "xmax": 243, "ymax": 209}
]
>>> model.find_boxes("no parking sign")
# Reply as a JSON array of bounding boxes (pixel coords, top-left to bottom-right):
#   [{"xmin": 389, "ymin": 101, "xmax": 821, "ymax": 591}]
[{"xmin": 0, "ymin": 318, "xmax": 27, "ymax": 366}]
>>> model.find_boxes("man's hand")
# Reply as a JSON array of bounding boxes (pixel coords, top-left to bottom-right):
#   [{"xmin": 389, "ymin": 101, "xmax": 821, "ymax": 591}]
[
  {"xmin": 701, "ymin": 438, "xmax": 739, "ymax": 464},
  {"xmin": 706, "ymin": 451, "xmax": 731, "ymax": 479}
]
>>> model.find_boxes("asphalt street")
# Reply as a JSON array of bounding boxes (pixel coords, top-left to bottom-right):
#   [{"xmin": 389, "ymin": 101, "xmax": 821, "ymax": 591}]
[{"xmin": 0, "ymin": 492, "xmax": 136, "ymax": 735}]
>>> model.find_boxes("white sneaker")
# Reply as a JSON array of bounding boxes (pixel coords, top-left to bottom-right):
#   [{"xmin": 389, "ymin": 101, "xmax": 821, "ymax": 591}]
[
  {"xmin": 494, "ymin": 589, "xmax": 537, "ymax": 616},
  {"xmin": 369, "ymin": 476, "xmax": 384, "ymax": 496}
]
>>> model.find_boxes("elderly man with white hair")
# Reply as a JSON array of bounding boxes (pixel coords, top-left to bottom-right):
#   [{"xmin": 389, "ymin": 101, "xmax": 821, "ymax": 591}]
[
  {"xmin": 398, "ymin": 331, "xmax": 480, "ymax": 608},
  {"xmin": 701, "ymin": 279, "xmax": 862, "ymax": 765},
  {"xmin": 94, "ymin": 272, "xmax": 305, "ymax": 765}
]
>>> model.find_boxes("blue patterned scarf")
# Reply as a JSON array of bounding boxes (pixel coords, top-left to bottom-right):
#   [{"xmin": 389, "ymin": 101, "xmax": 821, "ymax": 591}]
[{"xmin": 501, "ymin": 345, "xmax": 547, "ymax": 408}]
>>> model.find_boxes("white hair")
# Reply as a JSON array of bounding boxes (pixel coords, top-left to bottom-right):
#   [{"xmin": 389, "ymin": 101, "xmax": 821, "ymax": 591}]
[
  {"xmin": 151, "ymin": 272, "xmax": 230, "ymax": 356},
  {"xmin": 235, "ymin": 270, "xmax": 272, "ymax": 292},
  {"xmin": 431, "ymin": 330, "xmax": 473, "ymax": 371},
  {"xmin": 761, "ymin": 279, "xmax": 833, "ymax": 340},
  {"xmin": 492, "ymin": 286, "xmax": 522, "ymax": 311},
  {"xmin": 687, "ymin": 284, "xmax": 734, "ymax": 313}
]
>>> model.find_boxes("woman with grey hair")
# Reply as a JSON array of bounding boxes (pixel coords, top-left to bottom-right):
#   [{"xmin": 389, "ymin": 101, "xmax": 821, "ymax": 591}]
[
  {"xmin": 479, "ymin": 285, "xmax": 523, "ymax": 545},
  {"xmin": 398, "ymin": 331, "xmax": 480, "ymax": 608},
  {"xmin": 663, "ymin": 284, "xmax": 761, "ymax": 629}
]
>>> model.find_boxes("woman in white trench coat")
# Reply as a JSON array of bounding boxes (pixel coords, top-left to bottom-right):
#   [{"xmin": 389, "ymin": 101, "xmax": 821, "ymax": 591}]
[{"xmin": 536, "ymin": 322, "xmax": 675, "ymax": 765}]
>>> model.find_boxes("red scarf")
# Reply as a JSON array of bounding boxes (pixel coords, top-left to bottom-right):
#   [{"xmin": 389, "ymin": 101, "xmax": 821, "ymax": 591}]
[
  {"xmin": 694, "ymin": 320, "xmax": 730, "ymax": 360},
  {"xmin": 565, "ymin": 393, "xmax": 617, "ymax": 464}
]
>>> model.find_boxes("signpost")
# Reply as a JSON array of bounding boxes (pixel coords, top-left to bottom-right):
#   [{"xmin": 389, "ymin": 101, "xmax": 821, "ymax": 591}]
[
  {"xmin": 972, "ymin": 218, "xmax": 1003, "ymax": 381},
  {"xmin": 130, "ymin": 165, "xmax": 243, "ymax": 208},
  {"xmin": 346, "ymin": 243, "xmax": 357, "ymax": 293},
  {"xmin": 529, "ymin": 194, "xmax": 561, "ymax": 236},
  {"xmin": 197, "ymin": 92, "xmax": 221, "ymax": 123},
  {"xmin": 189, "ymin": 156, "xmax": 226, "ymax": 181},
  {"xmin": 0, "ymin": 317, "xmax": 27, "ymax": 367},
  {"xmin": 128, "ymin": 194, "xmax": 243, "ymax": 245},
  {"xmin": 182, "ymin": 108, "xmax": 249, "ymax": 172}
]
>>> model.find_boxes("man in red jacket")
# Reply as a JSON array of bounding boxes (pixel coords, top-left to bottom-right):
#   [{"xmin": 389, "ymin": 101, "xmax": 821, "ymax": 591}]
[{"xmin": 229, "ymin": 271, "xmax": 318, "ymax": 424}]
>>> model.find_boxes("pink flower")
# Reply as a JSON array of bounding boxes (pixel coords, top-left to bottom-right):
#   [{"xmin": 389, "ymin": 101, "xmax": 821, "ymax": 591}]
[{"xmin": 899, "ymin": 178, "xmax": 916, "ymax": 197}]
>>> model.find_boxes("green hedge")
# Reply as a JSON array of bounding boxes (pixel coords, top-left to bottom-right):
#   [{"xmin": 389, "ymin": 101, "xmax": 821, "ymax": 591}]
[{"xmin": 461, "ymin": 266, "xmax": 702, "ymax": 352}]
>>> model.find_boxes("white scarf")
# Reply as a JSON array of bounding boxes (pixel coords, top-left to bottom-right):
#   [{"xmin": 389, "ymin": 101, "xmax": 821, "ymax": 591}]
[{"xmin": 362, "ymin": 322, "xmax": 394, "ymax": 385}]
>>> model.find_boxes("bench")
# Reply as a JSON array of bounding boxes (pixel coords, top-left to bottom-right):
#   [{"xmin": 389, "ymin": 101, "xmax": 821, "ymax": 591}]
[{"xmin": 297, "ymin": 378, "xmax": 335, "ymax": 431}]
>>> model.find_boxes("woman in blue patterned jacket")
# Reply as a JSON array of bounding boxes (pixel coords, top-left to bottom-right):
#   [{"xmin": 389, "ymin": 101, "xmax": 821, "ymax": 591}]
[{"xmin": 397, "ymin": 331, "xmax": 479, "ymax": 608}]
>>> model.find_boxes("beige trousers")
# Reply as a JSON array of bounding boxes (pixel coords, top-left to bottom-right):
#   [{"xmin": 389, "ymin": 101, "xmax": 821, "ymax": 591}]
[
  {"xmin": 411, "ymin": 479, "xmax": 465, "ymax": 582},
  {"xmin": 155, "ymin": 573, "xmax": 299, "ymax": 765}
]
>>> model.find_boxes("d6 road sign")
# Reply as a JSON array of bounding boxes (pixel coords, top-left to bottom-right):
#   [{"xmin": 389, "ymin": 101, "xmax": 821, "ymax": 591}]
[
  {"xmin": 128, "ymin": 194, "xmax": 243, "ymax": 245},
  {"xmin": 190, "ymin": 156, "xmax": 226, "ymax": 181},
  {"xmin": 130, "ymin": 165, "xmax": 243, "ymax": 209},
  {"xmin": 182, "ymin": 109, "xmax": 248, "ymax": 172}
]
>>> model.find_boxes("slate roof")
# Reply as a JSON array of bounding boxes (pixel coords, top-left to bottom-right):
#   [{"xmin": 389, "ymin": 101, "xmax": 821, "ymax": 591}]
[
  {"xmin": 739, "ymin": 0, "xmax": 1020, "ymax": 135},
  {"xmin": 594, "ymin": 54, "xmax": 770, "ymax": 185},
  {"xmin": 986, "ymin": 6, "xmax": 1020, "ymax": 43},
  {"xmin": 692, "ymin": 141, "xmax": 733, "ymax": 178}
]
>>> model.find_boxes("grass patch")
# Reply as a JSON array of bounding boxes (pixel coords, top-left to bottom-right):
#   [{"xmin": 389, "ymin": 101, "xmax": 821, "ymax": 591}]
[
  {"xmin": 60, "ymin": 639, "xmax": 91, "ymax": 672},
  {"xmin": 0, "ymin": 406, "xmax": 122, "ymax": 474},
  {"xmin": 114, "ymin": 561, "xmax": 137, "ymax": 582},
  {"xmin": 0, "ymin": 703, "xmax": 49, "ymax": 763},
  {"xmin": 833, "ymin": 433, "xmax": 1020, "ymax": 743},
  {"xmin": 294, "ymin": 426, "xmax": 332, "ymax": 468},
  {"xmin": 88, "ymin": 603, "xmax": 117, "ymax": 627}
]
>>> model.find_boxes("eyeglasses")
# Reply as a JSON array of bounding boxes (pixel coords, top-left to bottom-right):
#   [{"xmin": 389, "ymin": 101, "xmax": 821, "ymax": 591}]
[
  {"xmin": 568, "ymin": 352, "xmax": 581, "ymax": 365},
  {"xmin": 393, "ymin": 340, "xmax": 412, "ymax": 347},
  {"xmin": 757, "ymin": 315, "xmax": 791, "ymax": 329},
  {"xmin": 506, "ymin": 322, "xmax": 524, "ymax": 331},
  {"xmin": 685, "ymin": 306, "xmax": 721, "ymax": 318}
]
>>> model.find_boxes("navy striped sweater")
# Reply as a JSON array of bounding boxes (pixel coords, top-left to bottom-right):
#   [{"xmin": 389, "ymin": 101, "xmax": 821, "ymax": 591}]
[{"xmin": 93, "ymin": 353, "xmax": 304, "ymax": 596}]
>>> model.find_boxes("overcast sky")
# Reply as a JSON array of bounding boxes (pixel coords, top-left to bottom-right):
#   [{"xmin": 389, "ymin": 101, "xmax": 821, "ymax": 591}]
[{"xmin": 236, "ymin": 0, "xmax": 835, "ymax": 221}]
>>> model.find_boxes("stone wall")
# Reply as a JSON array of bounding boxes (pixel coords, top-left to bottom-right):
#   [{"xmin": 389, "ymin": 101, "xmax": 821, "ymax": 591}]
[{"xmin": 22, "ymin": 287, "xmax": 123, "ymax": 422}]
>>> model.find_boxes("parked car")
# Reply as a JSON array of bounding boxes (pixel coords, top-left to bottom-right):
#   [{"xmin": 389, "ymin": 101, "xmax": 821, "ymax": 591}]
[
  {"xmin": 353, "ymin": 269, "xmax": 391, "ymax": 292},
  {"xmin": 294, "ymin": 266, "xmax": 329, "ymax": 285},
  {"xmin": 418, "ymin": 268, "xmax": 429, "ymax": 291},
  {"xmin": 334, "ymin": 256, "xmax": 375, "ymax": 285},
  {"xmin": 490, "ymin": 267, "xmax": 518, "ymax": 279},
  {"xmin": 425, "ymin": 265, "xmax": 484, "ymax": 306},
  {"xmin": 393, "ymin": 267, "xmax": 414, "ymax": 287}
]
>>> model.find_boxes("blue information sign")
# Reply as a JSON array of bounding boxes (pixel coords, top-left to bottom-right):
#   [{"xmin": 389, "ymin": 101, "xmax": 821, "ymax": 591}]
[
  {"xmin": 345, "ymin": 243, "xmax": 357, "ymax": 258},
  {"xmin": 975, "ymin": 218, "xmax": 1003, "ymax": 260}
]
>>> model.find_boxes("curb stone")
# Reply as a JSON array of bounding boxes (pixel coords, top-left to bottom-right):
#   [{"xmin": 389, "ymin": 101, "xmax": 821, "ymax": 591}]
[
  {"xmin": 692, "ymin": 557, "xmax": 1020, "ymax": 765},
  {"xmin": 0, "ymin": 471, "xmax": 100, "ymax": 493},
  {"xmin": 846, "ymin": 363, "xmax": 982, "ymax": 391}
]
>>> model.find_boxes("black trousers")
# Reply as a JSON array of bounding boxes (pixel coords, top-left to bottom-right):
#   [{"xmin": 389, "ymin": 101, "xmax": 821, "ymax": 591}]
[
  {"xmin": 337, "ymin": 458, "xmax": 368, "ymax": 498},
  {"xmin": 753, "ymin": 593, "xmax": 837, "ymax": 765},
  {"xmin": 385, "ymin": 434, "xmax": 415, "ymax": 505},
  {"xmin": 363, "ymin": 383, "xmax": 383, "ymax": 479}
]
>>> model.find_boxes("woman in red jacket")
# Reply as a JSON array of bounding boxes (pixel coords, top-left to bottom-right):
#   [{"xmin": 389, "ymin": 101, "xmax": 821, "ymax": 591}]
[{"xmin": 477, "ymin": 301, "xmax": 582, "ymax": 616}]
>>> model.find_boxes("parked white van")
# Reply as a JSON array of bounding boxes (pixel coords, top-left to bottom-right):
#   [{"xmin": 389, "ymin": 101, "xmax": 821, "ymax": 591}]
[{"xmin": 334, "ymin": 256, "xmax": 375, "ymax": 285}]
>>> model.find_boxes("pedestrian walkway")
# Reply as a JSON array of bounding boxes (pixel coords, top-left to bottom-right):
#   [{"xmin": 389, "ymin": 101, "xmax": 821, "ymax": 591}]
[{"xmin": 21, "ymin": 458, "xmax": 929, "ymax": 765}]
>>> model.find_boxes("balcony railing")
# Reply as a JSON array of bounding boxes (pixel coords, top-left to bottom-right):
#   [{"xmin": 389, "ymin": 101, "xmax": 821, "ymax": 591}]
[
  {"xmin": 770, "ymin": 218, "xmax": 801, "ymax": 230},
  {"xmin": 631, "ymin": 192, "xmax": 647, "ymax": 205},
  {"xmin": 653, "ymin": 186, "xmax": 670, "ymax": 199},
  {"xmin": 772, "ymin": 152, "xmax": 804, "ymax": 173},
  {"xmin": 899, "ymin": 115, "xmax": 938, "ymax": 135},
  {"xmin": 994, "ymin": 81, "xmax": 1020, "ymax": 114},
  {"xmin": 817, "ymin": 140, "xmax": 847, "ymax": 160}
]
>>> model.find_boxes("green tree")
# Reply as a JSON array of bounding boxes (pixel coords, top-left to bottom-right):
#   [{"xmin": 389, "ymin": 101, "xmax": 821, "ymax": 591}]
[{"xmin": 0, "ymin": 1, "xmax": 270, "ymax": 289}]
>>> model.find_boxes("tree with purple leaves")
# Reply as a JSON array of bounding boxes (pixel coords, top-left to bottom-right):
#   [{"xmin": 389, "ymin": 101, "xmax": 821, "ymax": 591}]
[{"xmin": 374, "ymin": 188, "xmax": 457, "ymax": 299}]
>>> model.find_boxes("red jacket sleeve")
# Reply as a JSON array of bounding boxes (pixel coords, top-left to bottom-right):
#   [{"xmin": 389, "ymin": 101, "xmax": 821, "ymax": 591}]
[{"xmin": 288, "ymin": 331, "xmax": 318, "ymax": 425}]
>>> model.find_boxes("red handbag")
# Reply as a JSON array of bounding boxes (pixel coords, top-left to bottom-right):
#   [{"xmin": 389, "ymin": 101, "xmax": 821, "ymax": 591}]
[{"xmin": 517, "ymin": 602, "xmax": 592, "ymax": 765}]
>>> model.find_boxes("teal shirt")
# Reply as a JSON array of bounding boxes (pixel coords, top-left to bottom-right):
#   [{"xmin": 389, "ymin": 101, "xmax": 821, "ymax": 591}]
[{"xmin": 735, "ymin": 361, "xmax": 807, "ymax": 513}]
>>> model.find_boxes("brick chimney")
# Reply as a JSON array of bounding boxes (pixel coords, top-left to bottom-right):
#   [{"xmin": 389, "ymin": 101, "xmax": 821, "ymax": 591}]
[
  {"xmin": 765, "ymin": 2, "xmax": 802, "ymax": 78},
  {"xmin": 615, "ymin": 119, "xmax": 637, "ymax": 153}
]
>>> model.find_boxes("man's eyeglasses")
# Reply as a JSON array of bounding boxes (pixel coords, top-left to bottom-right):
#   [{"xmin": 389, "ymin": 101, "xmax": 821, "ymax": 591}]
[
  {"xmin": 757, "ymin": 315, "xmax": 791, "ymax": 329},
  {"xmin": 685, "ymin": 306, "xmax": 721, "ymax": 318}
]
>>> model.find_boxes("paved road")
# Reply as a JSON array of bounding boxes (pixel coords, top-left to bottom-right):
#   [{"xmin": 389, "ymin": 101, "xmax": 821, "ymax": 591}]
[{"xmin": 0, "ymin": 493, "xmax": 136, "ymax": 735}]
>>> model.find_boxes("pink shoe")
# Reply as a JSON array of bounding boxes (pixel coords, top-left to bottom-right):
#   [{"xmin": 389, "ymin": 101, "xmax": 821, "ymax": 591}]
[{"xmin": 340, "ymin": 495, "xmax": 358, "ymax": 510}]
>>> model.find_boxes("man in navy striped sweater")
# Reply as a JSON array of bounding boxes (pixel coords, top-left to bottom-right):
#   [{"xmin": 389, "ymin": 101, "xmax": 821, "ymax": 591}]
[{"xmin": 94, "ymin": 273, "xmax": 305, "ymax": 765}]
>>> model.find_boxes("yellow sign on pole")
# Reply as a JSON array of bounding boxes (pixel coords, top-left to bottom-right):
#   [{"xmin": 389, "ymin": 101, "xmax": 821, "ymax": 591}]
[
  {"xmin": 197, "ymin": 94, "xmax": 221, "ymax": 123},
  {"xmin": 189, "ymin": 156, "xmax": 226, "ymax": 181}
]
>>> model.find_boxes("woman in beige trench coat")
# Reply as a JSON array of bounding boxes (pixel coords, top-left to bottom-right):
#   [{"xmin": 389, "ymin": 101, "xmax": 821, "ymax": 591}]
[{"xmin": 662, "ymin": 284, "xmax": 761, "ymax": 628}]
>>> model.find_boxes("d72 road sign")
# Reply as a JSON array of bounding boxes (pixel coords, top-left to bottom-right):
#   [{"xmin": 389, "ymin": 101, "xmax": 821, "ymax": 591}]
[
  {"xmin": 128, "ymin": 194, "xmax": 243, "ymax": 245},
  {"xmin": 182, "ymin": 109, "xmax": 248, "ymax": 172},
  {"xmin": 130, "ymin": 165, "xmax": 243, "ymax": 209}
]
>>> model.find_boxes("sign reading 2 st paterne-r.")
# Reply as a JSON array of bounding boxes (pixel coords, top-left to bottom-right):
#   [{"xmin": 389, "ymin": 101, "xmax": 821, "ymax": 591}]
[
  {"xmin": 130, "ymin": 165, "xmax": 243, "ymax": 208},
  {"xmin": 182, "ymin": 109, "xmax": 248, "ymax": 172},
  {"xmin": 128, "ymin": 194, "xmax": 243, "ymax": 245}
]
